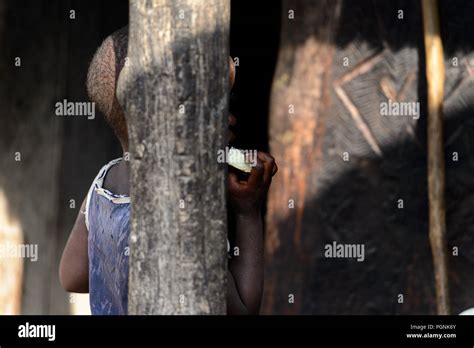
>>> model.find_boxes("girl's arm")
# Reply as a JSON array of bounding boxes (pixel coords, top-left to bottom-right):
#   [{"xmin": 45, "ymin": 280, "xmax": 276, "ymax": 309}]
[
  {"xmin": 227, "ymin": 210, "xmax": 264, "ymax": 314},
  {"xmin": 227, "ymin": 152, "xmax": 277, "ymax": 314},
  {"xmin": 59, "ymin": 197, "xmax": 89, "ymax": 293}
]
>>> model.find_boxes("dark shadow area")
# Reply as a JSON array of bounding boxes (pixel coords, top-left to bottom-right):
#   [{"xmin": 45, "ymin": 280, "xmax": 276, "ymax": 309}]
[
  {"xmin": 230, "ymin": 0, "xmax": 281, "ymax": 152},
  {"xmin": 267, "ymin": 103, "xmax": 474, "ymax": 314}
]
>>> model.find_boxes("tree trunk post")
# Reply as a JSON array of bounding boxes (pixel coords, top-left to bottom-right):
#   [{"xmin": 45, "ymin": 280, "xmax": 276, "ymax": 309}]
[{"xmin": 117, "ymin": 0, "xmax": 230, "ymax": 315}]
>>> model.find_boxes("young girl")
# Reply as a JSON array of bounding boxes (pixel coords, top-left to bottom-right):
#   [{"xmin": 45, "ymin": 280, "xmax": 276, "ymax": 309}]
[{"xmin": 59, "ymin": 27, "xmax": 277, "ymax": 315}]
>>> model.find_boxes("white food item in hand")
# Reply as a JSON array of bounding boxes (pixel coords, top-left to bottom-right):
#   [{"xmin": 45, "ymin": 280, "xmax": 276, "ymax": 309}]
[
  {"xmin": 459, "ymin": 308, "xmax": 474, "ymax": 315},
  {"xmin": 227, "ymin": 148, "xmax": 252, "ymax": 173}
]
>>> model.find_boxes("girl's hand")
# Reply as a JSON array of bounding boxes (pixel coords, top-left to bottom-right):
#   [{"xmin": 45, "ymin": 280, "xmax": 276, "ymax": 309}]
[{"xmin": 228, "ymin": 151, "xmax": 277, "ymax": 215}]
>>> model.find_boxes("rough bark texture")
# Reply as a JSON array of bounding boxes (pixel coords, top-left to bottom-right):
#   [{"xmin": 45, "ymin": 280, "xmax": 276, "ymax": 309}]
[
  {"xmin": 263, "ymin": 0, "xmax": 474, "ymax": 314},
  {"xmin": 117, "ymin": 0, "xmax": 230, "ymax": 314}
]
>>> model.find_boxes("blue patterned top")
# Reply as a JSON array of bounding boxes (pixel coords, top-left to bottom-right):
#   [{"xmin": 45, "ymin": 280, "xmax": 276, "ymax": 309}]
[{"xmin": 85, "ymin": 158, "xmax": 130, "ymax": 315}]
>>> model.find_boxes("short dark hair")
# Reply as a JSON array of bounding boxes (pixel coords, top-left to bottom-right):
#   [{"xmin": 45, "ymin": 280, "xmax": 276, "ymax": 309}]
[{"xmin": 87, "ymin": 26, "xmax": 129, "ymax": 146}]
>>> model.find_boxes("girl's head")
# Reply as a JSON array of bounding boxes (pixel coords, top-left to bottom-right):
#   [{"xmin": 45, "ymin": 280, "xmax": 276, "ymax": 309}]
[
  {"xmin": 87, "ymin": 26, "xmax": 236, "ymax": 150},
  {"xmin": 87, "ymin": 26, "xmax": 129, "ymax": 149}
]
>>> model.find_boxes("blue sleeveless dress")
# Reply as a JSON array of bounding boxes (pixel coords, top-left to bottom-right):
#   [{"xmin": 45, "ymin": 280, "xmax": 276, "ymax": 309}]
[{"xmin": 85, "ymin": 158, "xmax": 131, "ymax": 315}]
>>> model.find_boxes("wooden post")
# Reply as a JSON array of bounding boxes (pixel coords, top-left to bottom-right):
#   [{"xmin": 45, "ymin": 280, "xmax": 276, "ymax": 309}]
[
  {"xmin": 421, "ymin": 0, "xmax": 450, "ymax": 315},
  {"xmin": 263, "ymin": 0, "xmax": 343, "ymax": 314},
  {"xmin": 117, "ymin": 0, "xmax": 230, "ymax": 314}
]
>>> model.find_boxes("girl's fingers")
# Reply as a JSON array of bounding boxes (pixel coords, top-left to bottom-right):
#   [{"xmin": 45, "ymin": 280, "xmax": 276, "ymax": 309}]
[
  {"xmin": 247, "ymin": 160, "xmax": 264, "ymax": 189},
  {"xmin": 228, "ymin": 171, "xmax": 243, "ymax": 190},
  {"xmin": 271, "ymin": 162, "xmax": 278, "ymax": 177},
  {"xmin": 257, "ymin": 152, "xmax": 276, "ymax": 185}
]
